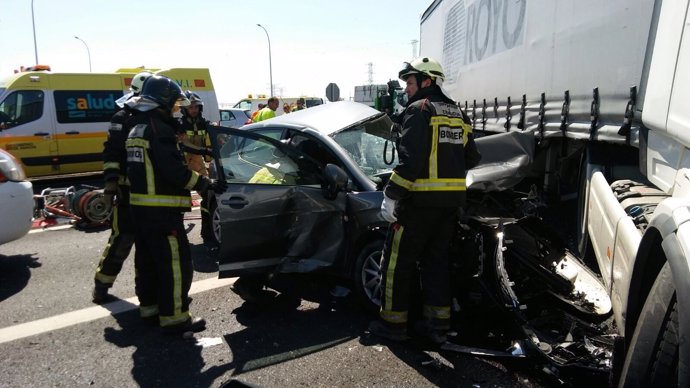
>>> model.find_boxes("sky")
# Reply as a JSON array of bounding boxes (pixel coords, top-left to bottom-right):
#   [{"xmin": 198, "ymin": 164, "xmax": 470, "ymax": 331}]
[{"xmin": 0, "ymin": 0, "xmax": 432, "ymax": 105}]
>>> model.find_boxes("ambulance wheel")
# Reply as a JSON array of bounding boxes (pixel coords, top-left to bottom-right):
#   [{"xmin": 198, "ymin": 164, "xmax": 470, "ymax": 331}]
[
  {"xmin": 352, "ymin": 239, "xmax": 384, "ymax": 315},
  {"xmin": 617, "ymin": 262, "xmax": 680, "ymax": 387}
]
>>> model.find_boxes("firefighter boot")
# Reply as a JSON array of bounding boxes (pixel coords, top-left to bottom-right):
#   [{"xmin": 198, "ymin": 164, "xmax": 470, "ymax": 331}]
[
  {"xmin": 92, "ymin": 283, "xmax": 112, "ymax": 304},
  {"xmin": 368, "ymin": 320, "xmax": 410, "ymax": 342},
  {"xmin": 413, "ymin": 319, "xmax": 449, "ymax": 345},
  {"xmin": 161, "ymin": 317, "xmax": 207, "ymax": 335}
]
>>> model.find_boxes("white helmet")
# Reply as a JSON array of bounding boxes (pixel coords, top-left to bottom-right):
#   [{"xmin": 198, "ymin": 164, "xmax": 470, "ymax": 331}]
[{"xmin": 130, "ymin": 71, "xmax": 153, "ymax": 95}]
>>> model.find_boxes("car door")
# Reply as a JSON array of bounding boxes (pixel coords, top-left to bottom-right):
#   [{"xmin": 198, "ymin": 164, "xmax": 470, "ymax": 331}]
[{"xmin": 208, "ymin": 126, "xmax": 347, "ymax": 278}]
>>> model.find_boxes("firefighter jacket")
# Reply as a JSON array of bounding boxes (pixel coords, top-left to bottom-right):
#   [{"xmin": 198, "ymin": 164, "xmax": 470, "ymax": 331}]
[
  {"xmin": 178, "ymin": 116, "xmax": 212, "ymax": 175},
  {"xmin": 384, "ymin": 84, "xmax": 481, "ymax": 207},
  {"xmin": 103, "ymin": 107, "xmax": 137, "ymax": 185},
  {"xmin": 125, "ymin": 109, "xmax": 208, "ymax": 211}
]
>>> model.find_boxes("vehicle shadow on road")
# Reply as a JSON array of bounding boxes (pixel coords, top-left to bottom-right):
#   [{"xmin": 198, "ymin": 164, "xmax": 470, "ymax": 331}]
[
  {"xmin": 0, "ymin": 253, "xmax": 41, "ymax": 302},
  {"xmin": 102, "ymin": 306, "xmax": 229, "ymax": 387},
  {"xmin": 223, "ymin": 279, "xmax": 368, "ymax": 376},
  {"xmin": 191, "ymin": 243, "xmax": 219, "ymax": 273}
]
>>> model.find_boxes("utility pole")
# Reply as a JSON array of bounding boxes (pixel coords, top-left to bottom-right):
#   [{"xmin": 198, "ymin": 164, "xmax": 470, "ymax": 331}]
[
  {"xmin": 367, "ymin": 62, "xmax": 374, "ymax": 85},
  {"xmin": 31, "ymin": 0, "xmax": 39, "ymax": 64},
  {"xmin": 411, "ymin": 39, "xmax": 419, "ymax": 58}
]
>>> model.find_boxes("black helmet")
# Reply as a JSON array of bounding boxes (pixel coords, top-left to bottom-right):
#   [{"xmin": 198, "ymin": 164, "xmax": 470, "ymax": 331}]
[
  {"xmin": 183, "ymin": 91, "xmax": 204, "ymax": 113},
  {"xmin": 140, "ymin": 75, "xmax": 190, "ymax": 110}
]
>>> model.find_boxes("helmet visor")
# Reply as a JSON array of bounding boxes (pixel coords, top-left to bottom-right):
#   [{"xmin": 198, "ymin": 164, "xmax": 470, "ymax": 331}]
[
  {"xmin": 115, "ymin": 92, "xmax": 134, "ymax": 108},
  {"xmin": 176, "ymin": 94, "xmax": 191, "ymax": 107},
  {"xmin": 398, "ymin": 62, "xmax": 418, "ymax": 80}
]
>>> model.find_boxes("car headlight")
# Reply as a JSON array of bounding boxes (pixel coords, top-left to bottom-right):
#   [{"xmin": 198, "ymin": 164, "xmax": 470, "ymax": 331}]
[{"xmin": 0, "ymin": 149, "xmax": 27, "ymax": 182}]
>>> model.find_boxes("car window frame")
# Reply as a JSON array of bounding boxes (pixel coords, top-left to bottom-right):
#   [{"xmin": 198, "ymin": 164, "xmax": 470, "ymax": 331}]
[{"xmin": 208, "ymin": 126, "xmax": 326, "ymax": 187}]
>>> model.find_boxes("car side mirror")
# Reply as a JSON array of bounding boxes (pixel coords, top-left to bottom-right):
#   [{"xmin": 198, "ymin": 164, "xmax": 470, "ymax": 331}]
[{"xmin": 321, "ymin": 163, "xmax": 348, "ymax": 200}]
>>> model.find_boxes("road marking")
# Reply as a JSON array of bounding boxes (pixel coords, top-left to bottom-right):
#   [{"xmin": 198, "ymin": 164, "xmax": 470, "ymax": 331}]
[{"xmin": 0, "ymin": 277, "xmax": 236, "ymax": 344}]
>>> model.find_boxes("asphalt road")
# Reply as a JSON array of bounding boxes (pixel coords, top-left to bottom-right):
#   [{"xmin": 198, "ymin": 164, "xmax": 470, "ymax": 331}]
[{"xmin": 0, "ymin": 188, "xmax": 560, "ymax": 387}]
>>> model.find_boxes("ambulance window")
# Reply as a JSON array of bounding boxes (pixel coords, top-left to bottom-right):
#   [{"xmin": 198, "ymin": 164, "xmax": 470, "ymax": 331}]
[
  {"xmin": 220, "ymin": 110, "xmax": 235, "ymax": 121},
  {"xmin": 0, "ymin": 90, "xmax": 44, "ymax": 128},
  {"xmin": 53, "ymin": 90, "xmax": 121, "ymax": 123}
]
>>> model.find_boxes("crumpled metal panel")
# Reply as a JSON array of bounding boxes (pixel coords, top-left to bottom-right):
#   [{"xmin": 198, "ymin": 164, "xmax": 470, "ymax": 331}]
[{"xmin": 466, "ymin": 130, "xmax": 535, "ymax": 192}]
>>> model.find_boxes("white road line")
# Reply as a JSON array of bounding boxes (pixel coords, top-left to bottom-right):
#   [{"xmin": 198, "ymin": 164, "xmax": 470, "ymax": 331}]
[{"xmin": 0, "ymin": 277, "xmax": 236, "ymax": 344}]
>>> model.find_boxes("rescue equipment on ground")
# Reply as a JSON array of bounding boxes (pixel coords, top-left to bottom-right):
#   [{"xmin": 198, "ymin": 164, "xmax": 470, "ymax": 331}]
[{"xmin": 33, "ymin": 185, "xmax": 111, "ymax": 228}]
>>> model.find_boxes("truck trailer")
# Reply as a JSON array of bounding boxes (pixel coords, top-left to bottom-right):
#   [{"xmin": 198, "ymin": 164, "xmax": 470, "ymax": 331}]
[{"xmin": 420, "ymin": 0, "xmax": 689, "ymax": 386}]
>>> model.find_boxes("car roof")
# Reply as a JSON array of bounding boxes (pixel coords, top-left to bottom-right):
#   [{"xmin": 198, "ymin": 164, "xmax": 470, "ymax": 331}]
[{"xmin": 241, "ymin": 101, "xmax": 385, "ymax": 136}]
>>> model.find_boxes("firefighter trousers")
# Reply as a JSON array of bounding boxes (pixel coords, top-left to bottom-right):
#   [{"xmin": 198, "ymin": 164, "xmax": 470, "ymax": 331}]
[
  {"xmin": 379, "ymin": 204, "xmax": 457, "ymax": 329},
  {"xmin": 94, "ymin": 188, "xmax": 135, "ymax": 288},
  {"xmin": 132, "ymin": 207, "xmax": 193, "ymax": 327}
]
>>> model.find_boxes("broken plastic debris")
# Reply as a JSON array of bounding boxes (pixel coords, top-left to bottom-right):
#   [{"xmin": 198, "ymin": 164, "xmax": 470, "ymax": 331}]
[
  {"xmin": 195, "ymin": 337, "xmax": 223, "ymax": 348},
  {"xmin": 507, "ymin": 341, "xmax": 525, "ymax": 356}
]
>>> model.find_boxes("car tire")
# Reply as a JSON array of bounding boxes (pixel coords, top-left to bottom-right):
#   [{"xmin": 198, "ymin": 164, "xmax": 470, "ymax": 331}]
[
  {"xmin": 352, "ymin": 240, "xmax": 384, "ymax": 315},
  {"xmin": 617, "ymin": 262, "xmax": 679, "ymax": 387},
  {"xmin": 208, "ymin": 195, "xmax": 221, "ymax": 247}
]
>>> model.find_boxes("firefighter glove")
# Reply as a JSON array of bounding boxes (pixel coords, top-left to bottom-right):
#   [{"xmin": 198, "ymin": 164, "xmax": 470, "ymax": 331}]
[
  {"xmin": 103, "ymin": 180, "xmax": 119, "ymax": 207},
  {"xmin": 380, "ymin": 195, "xmax": 397, "ymax": 223},
  {"xmin": 209, "ymin": 179, "xmax": 228, "ymax": 194}
]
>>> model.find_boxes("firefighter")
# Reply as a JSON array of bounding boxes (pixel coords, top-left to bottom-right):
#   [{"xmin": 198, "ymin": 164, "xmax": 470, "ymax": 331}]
[
  {"xmin": 125, "ymin": 75, "xmax": 226, "ymax": 334},
  {"xmin": 177, "ymin": 91, "xmax": 215, "ymax": 249},
  {"xmin": 92, "ymin": 71, "xmax": 152, "ymax": 304},
  {"xmin": 368, "ymin": 57, "xmax": 481, "ymax": 344}
]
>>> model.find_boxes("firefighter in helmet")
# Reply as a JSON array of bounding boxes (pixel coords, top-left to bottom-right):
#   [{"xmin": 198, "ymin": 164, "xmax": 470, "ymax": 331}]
[
  {"xmin": 125, "ymin": 75, "xmax": 226, "ymax": 334},
  {"xmin": 177, "ymin": 91, "xmax": 216, "ymax": 249},
  {"xmin": 92, "ymin": 71, "xmax": 152, "ymax": 304},
  {"xmin": 368, "ymin": 57, "xmax": 481, "ymax": 344}
]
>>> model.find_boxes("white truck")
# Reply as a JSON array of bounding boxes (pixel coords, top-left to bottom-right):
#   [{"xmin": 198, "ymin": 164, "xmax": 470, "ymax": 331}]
[{"xmin": 420, "ymin": 0, "xmax": 689, "ymax": 386}]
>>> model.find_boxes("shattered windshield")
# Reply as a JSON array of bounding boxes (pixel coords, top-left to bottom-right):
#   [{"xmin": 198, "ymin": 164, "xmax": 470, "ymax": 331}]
[{"xmin": 330, "ymin": 114, "xmax": 397, "ymax": 179}]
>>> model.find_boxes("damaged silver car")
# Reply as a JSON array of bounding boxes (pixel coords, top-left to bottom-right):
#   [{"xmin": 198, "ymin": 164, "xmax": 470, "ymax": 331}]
[{"xmin": 207, "ymin": 101, "xmax": 617, "ymax": 384}]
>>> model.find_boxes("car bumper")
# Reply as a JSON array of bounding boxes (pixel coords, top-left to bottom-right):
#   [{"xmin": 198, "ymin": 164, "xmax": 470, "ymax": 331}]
[{"xmin": 0, "ymin": 180, "xmax": 33, "ymax": 245}]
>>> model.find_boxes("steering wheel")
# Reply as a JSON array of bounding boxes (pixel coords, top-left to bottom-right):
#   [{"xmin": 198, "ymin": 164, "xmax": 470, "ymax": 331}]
[{"xmin": 0, "ymin": 111, "xmax": 11, "ymax": 124}]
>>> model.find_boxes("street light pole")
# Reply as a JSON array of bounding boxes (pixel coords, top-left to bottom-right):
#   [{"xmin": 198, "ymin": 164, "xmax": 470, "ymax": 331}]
[
  {"xmin": 256, "ymin": 24, "xmax": 274, "ymax": 97},
  {"xmin": 74, "ymin": 36, "xmax": 92, "ymax": 72},
  {"xmin": 31, "ymin": 0, "xmax": 38, "ymax": 64}
]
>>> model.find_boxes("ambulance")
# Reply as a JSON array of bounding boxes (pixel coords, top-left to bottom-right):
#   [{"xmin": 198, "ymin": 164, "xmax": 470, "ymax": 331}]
[{"xmin": 0, "ymin": 67, "xmax": 219, "ymax": 178}]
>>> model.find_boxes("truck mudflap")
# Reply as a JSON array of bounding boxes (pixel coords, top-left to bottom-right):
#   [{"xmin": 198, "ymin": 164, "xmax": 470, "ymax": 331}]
[{"xmin": 445, "ymin": 215, "xmax": 617, "ymax": 384}]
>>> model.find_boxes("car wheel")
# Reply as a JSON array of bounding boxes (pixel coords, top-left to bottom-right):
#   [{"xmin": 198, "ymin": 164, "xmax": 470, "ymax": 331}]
[
  {"xmin": 208, "ymin": 195, "xmax": 221, "ymax": 246},
  {"xmin": 352, "ymin": 240, "xmax": 384, "ymax": 314},
  {"xmin": 617, "ymin": 262, "xmax": 680, "ymax": 387}
]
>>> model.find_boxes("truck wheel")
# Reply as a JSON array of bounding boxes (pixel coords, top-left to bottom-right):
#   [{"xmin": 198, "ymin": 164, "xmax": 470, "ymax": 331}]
[
  {"xmin": 617, "ymin": 262, "xmax": 679, "ymax": 387},
  {"xmin": 352, "ymin": 240, "xmax": 384, "ymax": 314}
]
